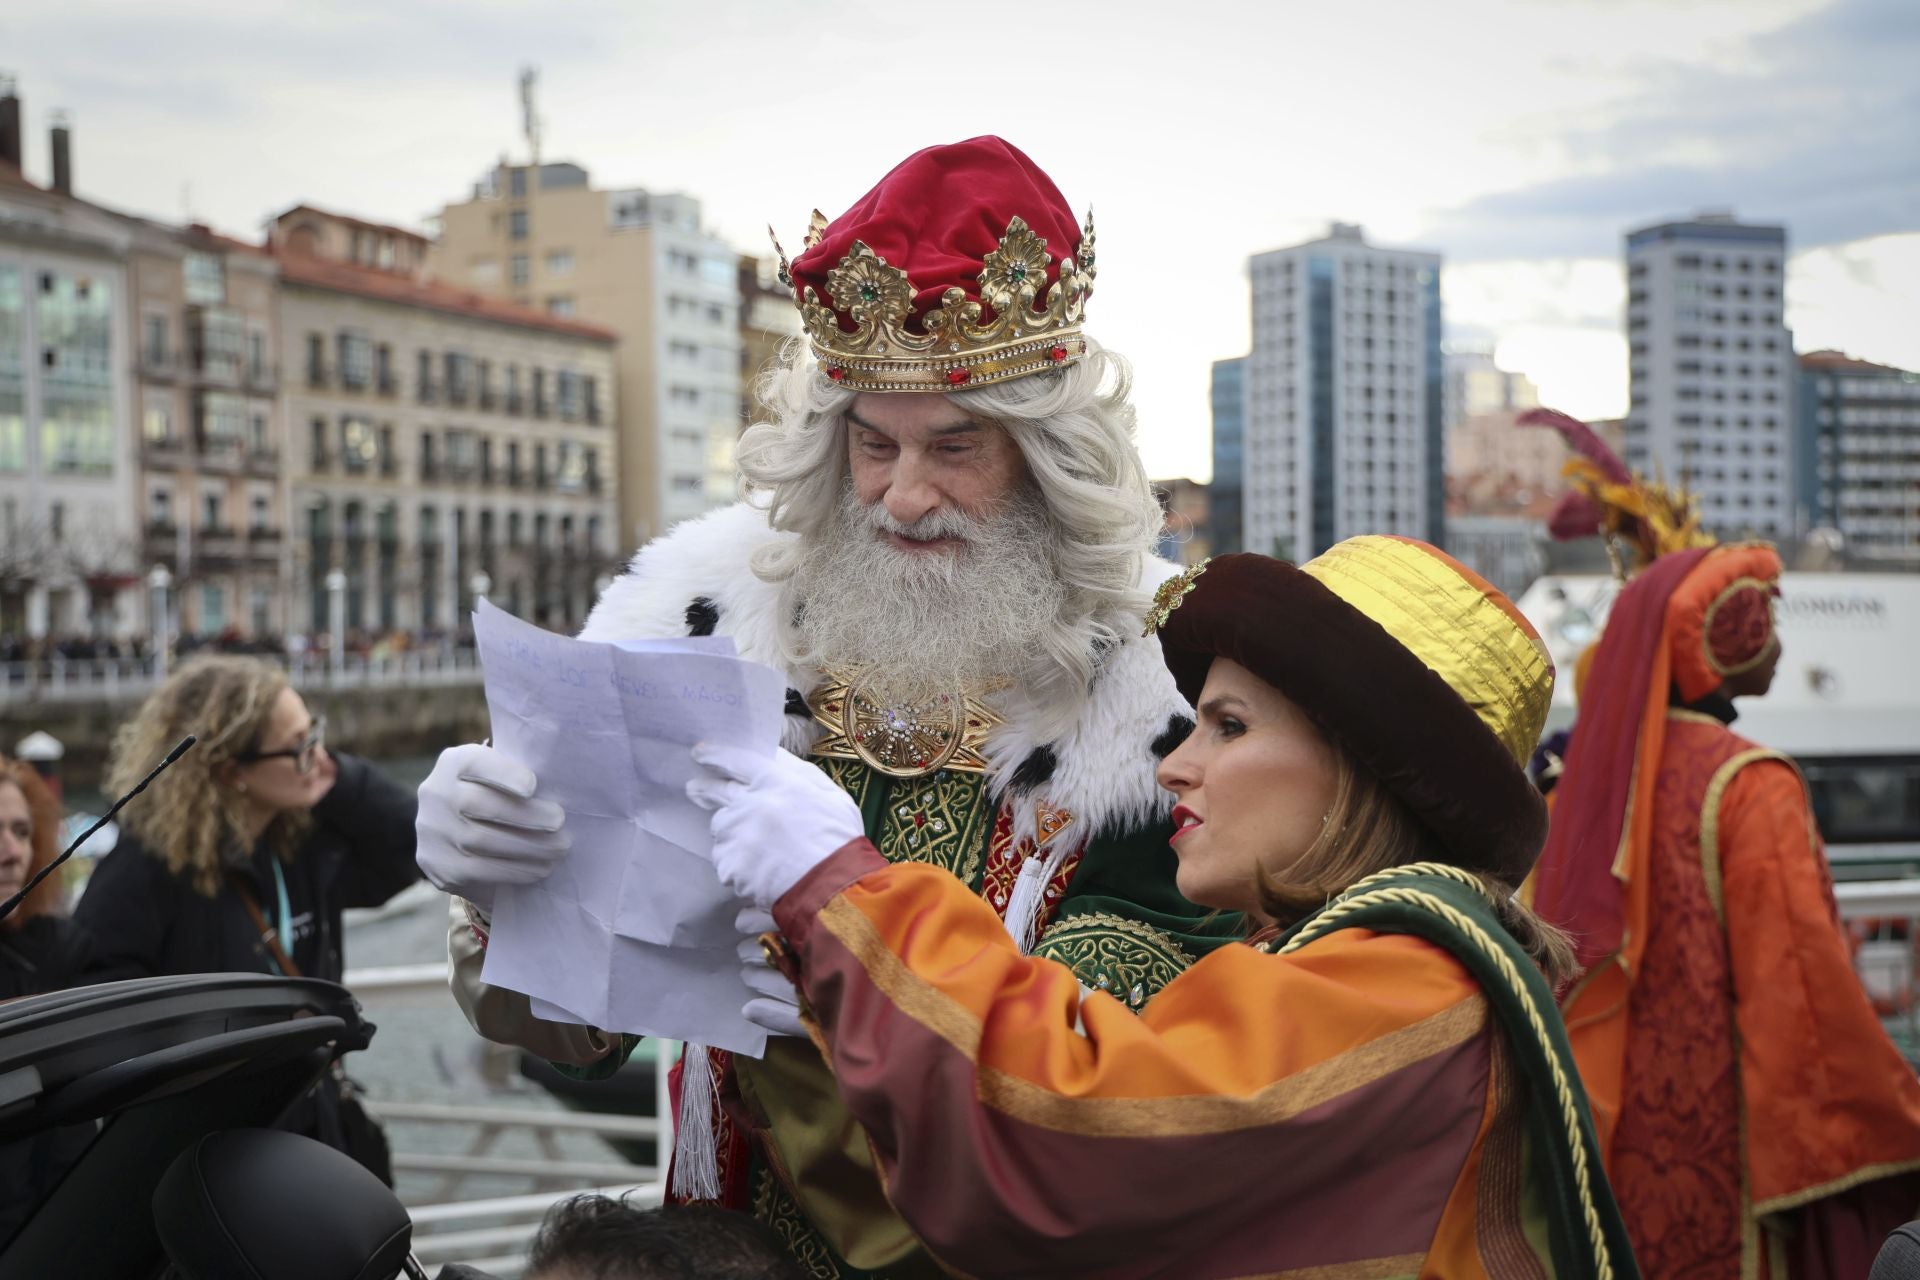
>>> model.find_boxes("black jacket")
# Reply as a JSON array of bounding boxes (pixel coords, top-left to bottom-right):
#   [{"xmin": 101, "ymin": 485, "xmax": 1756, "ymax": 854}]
[
  {"xmin": 74, "ymin": 752, "xmax": 419, "ymax": 985},
  {"xmin": 0, "ymin": 915, "xmax": 91, "ymax": 1000}
]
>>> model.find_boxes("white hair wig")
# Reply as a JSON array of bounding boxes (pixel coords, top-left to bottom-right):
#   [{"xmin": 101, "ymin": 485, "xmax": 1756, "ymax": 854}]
[{"xmin": 736, "ymin": 339, "xmax": 1164, "ymax": 726}]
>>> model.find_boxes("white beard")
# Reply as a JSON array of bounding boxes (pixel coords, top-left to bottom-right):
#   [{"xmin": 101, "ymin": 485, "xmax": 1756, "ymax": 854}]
[{"xmin": 787, "ymin": 484, "xmax": 1069, "ymax": 705}]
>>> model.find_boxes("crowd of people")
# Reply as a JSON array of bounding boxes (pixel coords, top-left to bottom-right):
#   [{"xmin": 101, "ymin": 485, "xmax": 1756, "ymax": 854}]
[{"xmin": 2, "ymin": 136, "xmax": 1917, "ymax": 1278}]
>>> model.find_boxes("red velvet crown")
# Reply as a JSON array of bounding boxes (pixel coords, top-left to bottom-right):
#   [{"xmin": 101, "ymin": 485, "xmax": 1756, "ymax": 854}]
[{"xmin": 772, "ymin": 137, "xmax": 1095, "ymax": 392}]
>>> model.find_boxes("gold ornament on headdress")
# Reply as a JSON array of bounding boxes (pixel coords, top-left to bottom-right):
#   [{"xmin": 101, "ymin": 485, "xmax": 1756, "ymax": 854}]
[
  {"xmin": 768, "ymin": 211, "xmax": 1097, "ymax": 393},
  {"xmin": 1143, "ymin": 560, "xmax": 1208, "ymax": 636},
  {"xmin": 1560, "ymin": 458, "xmax": 1717, "ymax": 579}
]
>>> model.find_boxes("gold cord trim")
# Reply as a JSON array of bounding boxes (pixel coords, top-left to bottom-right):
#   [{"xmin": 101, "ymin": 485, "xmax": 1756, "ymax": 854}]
[{"xmin": 1275, "ymin": 866, "xmax": 1617, "ymax": 1280}]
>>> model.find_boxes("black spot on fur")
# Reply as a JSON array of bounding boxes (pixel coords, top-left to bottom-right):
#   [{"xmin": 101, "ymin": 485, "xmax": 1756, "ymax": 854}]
[
  {"xmin": 1150, "ymin": 714, "xmax": 1194, "ymax": 760},
  {"xmin": 685, "ymin": 597, "xmax": 720, "ymax": 637},
  {"xmin": 1010, "ymin": 745, "xmax": 1058, "ymax": 792},
  {"xmin": 784, "ymin": 688, "xmax": 813, "ymax": 720}
]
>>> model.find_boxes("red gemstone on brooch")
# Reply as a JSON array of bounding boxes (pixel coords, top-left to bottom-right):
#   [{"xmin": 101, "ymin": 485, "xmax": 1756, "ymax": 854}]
[
  {"xmin": 946, "ymin": 368, "xmax": 970, "ymax": 385},
  {"xmin": 827, "ymin": 367, "xmax": 845, "ymax": 382},
  {"xmin": 1049, "ymin": 345, "xmax": 1069, "ymax": 362}
]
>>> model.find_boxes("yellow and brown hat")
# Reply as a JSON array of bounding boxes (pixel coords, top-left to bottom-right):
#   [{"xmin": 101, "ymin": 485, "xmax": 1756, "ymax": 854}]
[{"xmin": 1149, "ymin": 536, "xmax": 1557, "ymax": 887}]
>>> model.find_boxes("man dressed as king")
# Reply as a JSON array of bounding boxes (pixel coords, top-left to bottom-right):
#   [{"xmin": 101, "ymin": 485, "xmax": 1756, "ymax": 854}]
[{"xmin": 413, "ymin": 136, "xmax": 1240, "ymax": 1277}]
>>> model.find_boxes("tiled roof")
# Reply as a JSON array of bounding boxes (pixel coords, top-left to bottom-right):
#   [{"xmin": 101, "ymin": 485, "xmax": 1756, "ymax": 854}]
[
  {"xmin": 1799, "ymin": 349, "xmax": 1907, "ymax": 375},
  {"xmin": 276, "ymin": 253, "xmax": 618, "ymax": 342},
  {"xmin": 274, "ymin": 203, "xmax": 432, "ymax": 245}
]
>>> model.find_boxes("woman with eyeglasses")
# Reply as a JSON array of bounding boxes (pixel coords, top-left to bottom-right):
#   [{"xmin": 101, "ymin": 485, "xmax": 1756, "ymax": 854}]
[{"xmin": 72, "ymin": 655, "xmax": 419, "ymax": 1174}]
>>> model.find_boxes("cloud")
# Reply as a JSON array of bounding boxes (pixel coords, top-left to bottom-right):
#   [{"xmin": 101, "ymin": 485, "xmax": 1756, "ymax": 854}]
[{"xmin": 1423, "ymin": 0, "xmax": 1920, "ymax": 261}]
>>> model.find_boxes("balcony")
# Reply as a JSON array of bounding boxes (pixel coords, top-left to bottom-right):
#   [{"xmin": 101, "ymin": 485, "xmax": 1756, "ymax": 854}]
[
  {"xmin": 376, "ymin": 371, "xmax": 398, "ymax": 397},
  {"xmin": 197, "ymin": 525, "xmax": 244, "ymax": 565},
  {"xmin": 197, "ymin": 441, "xmax": 245, "ymax": 474},
  {"xmin": 144, "ymin": 520, "xmax": 179, "ymax": 556},
  {"xmin": 141, "ymin": 437, "xmax": 192, "ymax": 470},
  {"xmin": 307, "ymin": 364, "xmax": 329, "ymax": 390},
  {"xmin": 245, "ymin": 449, "xmax": 281, "ymax": 478},
  {"xmin": 246, "ymin": 364, "xmax": 279, "ymax": 395},
  {"xmin": 140, "ymin": 350, "xmax": 180, "ymax": 383},
  {"xmin": 479, "ymin": 388, "xmax": 497, "ymax": 411},
  {"xmin": 506, "ymin": 393, "xmax": 525, "ymax": 416}
]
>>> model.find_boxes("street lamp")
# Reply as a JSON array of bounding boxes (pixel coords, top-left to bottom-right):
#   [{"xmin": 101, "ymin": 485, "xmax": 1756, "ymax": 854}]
[
  {"xmin": 147, "ymin": 564, "xmax": 173, "ymax": 681},
  {"xmin": 324, "ymin": 569, "xmax": 347, "ymax": 676}
]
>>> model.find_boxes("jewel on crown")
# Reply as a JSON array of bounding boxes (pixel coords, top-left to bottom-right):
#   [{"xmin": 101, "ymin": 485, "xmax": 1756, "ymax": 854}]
[{"xmin": 768, "ymin": 210, "xmax": 1098, "ymax": 393}]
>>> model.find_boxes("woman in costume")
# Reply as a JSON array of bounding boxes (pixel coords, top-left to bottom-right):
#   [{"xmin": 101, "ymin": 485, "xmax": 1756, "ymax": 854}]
[
  {"xmin": 74, "ymin": 654, "xmax": 419, "ymax": 1176},
  {"xmin": 687, "ymin": 537, "xmax": 1637, "ymax": 1280}
]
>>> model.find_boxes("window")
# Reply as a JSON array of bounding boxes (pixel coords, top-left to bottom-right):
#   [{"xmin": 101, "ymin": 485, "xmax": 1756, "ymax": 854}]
[
  {"xmin": 583, "ymin": 375, "xmax": 600, "ymax": 424},
  {"xmin": 375, "ymin": 343, "xmax": 394, "ymax": 393},
  {"xmin": 251, "ymin": 493, "xmax": 269, "ymax": 532},
  {"xmin": 444, "ymin": 352, "xmax": 474, "ymax": 405},
  {"xmin": 249, "ymin": 412, "xmax": 269, "ymax": 454},
  {"xmin": 202, "ymin": 490, "xmax": 224, "ymax": 531},
  {"xmin": 546, "ymin": 296, "xmax": 576, "ymax": 317},
  {"xmin": 379, "ymin": 425, "xmax": 394, "ymax": 474},
  {"xmin": 144, "ymin": 404, "xmax": 173, "ymax": 443},
  {"xmin": 532, "ymin": 369, "xmax": 548, "ymax": 416},
  {"xmin": 337, "ymin": 330, "xmax": 372, "ymax": 390},
  {"xmin": 183, "ymin": 253, "xmax": 224, "ymax": 305},
  {"xmin": 150, "ymin": 489, "xmax": 172, "ymax": 526},
  {"xmin": 144, "ymin": 314, "xmax": 169, "ymax": 366},
  {"xmin": 545, "ymin": 250, "xmax": 574, "ymax": 275},
  {"xmin": 555, "ymin": 440, "xmax": 587, "ymax": 493},
  {"xmin": 444, "ymin": 427, "xmax": 480, "ymax": 477},
  {"xmin": 672, "ymin": 474, "xmax": 703, "ymax": 492},
  {"xmin": 200, "ymin": 584, "xmax": 226, "ymax": 633},
  {"xmin": 311, "ymin": 417, "xmax": 329, "ymax": 468},
  {"xmin": 471, "ymin": 259, "xmax": 501, "ymax": 285},
  {"xmin": 510, "ymin": 255, "xmax": 531, "ymax": 286},
  {"xmin": 419, "ymin": 431, "xmax": 437, "ymax": 479},
  {"xmin": 509, "ymin": 210, "xmax": 529, "ymax": 240},
  {"xmin": 556, "ymin": 370, "xmax": 583, "ymax": 419},
  {"xmin": 341, "ymin": 416, "xmax": 378, "ymax": 472},
  {"xmin": 507, "ymin": 441, "xmax": 521, "ymax": 484},
  {"xmin": 306, "ymin": 333, "xmax": 326, "ymax": 386},
  {"xmin": 509, "ymin": 168, "xmax": 527, "ymax": 198},
  {"xmin": 417, "ymin": 350, "xmax": 436, "ymax": 402},
  {"xmin": 248, "ymin": 330, "xmax": 268, "ymax": 382},
  {"xmin": 197, "ymin": 391, "xmax": 248, "ymax": 451}
]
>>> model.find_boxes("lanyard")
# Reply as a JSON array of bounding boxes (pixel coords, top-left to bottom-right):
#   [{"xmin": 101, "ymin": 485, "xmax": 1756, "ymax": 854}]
[{"xmin": 270, "ymin": 857, "xmax": 293, "ymax": 962}]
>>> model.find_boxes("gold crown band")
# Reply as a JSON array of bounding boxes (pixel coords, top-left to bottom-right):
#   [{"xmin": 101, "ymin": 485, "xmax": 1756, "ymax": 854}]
[
  {"xmin": 773, "ymin": 212, "xmax": 1096, "ymax": 394},
  {"xmin": 818, "ymin": 333, "xmax": 1088, "ymax": 392}
]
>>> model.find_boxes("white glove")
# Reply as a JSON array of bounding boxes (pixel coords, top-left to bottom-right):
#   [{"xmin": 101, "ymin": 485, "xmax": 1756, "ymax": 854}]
[
  {"xmin": 735, "ymin": 908, "xmax": 805, "ymax": 1038},
  {"xmin": 685, "ymin": 744, "xmax": 865, "ymax": 909},
  {"xmin": 416, "ymin": 743, "xmax": 571, "ymax": 914}
]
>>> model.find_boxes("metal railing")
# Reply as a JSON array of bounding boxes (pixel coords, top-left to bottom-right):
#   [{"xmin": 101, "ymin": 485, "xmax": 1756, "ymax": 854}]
[
  {"xmin": 0, "ymin": 648, "xmax": 484, "ymax": 704},
  {"xmin": 342, "ymin": 958, "xmax": 674, "ymax": 1277}
]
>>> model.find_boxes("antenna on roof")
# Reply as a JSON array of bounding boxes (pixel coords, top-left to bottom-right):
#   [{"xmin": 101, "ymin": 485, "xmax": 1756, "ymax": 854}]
[{"xmin": 519, "ymin": 66, "xmax": 542, "ymax": 167}]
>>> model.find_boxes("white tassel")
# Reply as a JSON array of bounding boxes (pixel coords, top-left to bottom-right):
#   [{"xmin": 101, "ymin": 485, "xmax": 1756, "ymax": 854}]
[
  {"xmin": 669, "ymin": 1043, "xmax": 721, "ymax": 1201},
  {"xmin": 1004, "ymin": 839, "xmax": 1076, "ymax": 954}
]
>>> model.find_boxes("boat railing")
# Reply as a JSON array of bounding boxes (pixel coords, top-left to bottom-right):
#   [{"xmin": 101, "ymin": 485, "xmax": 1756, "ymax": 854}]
[{"xmin": 342, "ymin": 961, "xmax": 674, "ymax": 1278}]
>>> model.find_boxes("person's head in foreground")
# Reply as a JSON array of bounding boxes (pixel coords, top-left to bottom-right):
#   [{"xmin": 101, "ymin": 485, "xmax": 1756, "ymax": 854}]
[
  {"xmin": 736, "ymin": 136, "xmax": 1162, "ymax": 734},
  {"xmin": 107, "ymin": 654, "xmax": 336, "ymax": 896},
  {"xmin": 1151, "ymin": 536, "xmax": 1572, "ymax": 978},
  {"xmin": 524, "ymin": 1195, "xmax": 800, "ymax": 1280}
]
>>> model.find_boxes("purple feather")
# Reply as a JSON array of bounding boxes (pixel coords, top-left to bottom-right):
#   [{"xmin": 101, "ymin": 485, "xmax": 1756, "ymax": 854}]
[{"xmin": 1518, "ymin": 407, "xmax": 1632, "ymax": 486}]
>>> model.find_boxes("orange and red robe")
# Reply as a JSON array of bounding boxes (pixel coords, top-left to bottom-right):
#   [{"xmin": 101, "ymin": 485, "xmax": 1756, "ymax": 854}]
[
  {"xmin": 1555, "ymin": 711, "xmax": 1920, "ymax": 1279},
  {"xmin": 770, "ymin": 841, "xmax": 1617, "ymax": 1280}
]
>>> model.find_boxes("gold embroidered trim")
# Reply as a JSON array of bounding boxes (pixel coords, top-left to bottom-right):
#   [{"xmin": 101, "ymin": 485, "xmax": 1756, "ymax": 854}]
[
  {"xmin": 1701, "ymin": 575, "xmax": 1780, "ymax": 678},
  {"xmin": 1699, "ymin": 749, "xmax": 1795, "ymax": 926}
]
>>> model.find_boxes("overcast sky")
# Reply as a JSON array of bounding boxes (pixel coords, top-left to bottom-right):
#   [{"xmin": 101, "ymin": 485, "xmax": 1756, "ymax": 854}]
[{"xmin": 5, "ymin": 0, "xmax": 1915, "ymax": 481}]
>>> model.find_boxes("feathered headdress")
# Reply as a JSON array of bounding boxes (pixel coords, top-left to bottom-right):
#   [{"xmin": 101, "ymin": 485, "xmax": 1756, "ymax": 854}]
[{"xmin": 1518, "ymin": 407, "xmax": 1716, "ymax": 579}]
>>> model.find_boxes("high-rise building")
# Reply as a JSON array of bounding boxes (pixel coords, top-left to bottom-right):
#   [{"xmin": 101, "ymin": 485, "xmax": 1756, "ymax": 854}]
[
  {"xmin": 1208, "ymin": 356, "xmax": 1245, "ymax": 555},
  {"xmin": 1443, "ymin": 349, "xmax": 1538, "ymax": 431},
  {"xmin": 432, "ymin": 164, "xmax": 743, "ymax": 553},
  {"xmin": 0, "ymin": 89, "xmax": 143, "ymax": 642},
  {"xmin": 1798, "ymin": 350, "xmax": 1920, "ymax": 566},
  {"xmin": 1243, "ymin": 223, "xmax": 1443, "ymax": 561},
  {"xmin": 1624, "ymin": 213, "xmax": 1793, "ymax": 537},
  {"xmin": 1151, "ymin": 477, "xmax": 1211, "ymax": 567},
  {"xmin": 272, "ymin": 205, "xmax": 619, "ymax": 636}
]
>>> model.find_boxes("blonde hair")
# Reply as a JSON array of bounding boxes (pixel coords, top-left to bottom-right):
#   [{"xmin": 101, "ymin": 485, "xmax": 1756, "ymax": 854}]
[
  {"xmin": 1262, "ymin": 753, "xmax": 1575, "ymax": 984},
  {"xmin": 0, "ymin": 756, "xmax": 68, "ymax": 926},
  {"xmin": 736, "ymin": 338, "xmax": 1164, "ymax": 734},
  {"xmin": 104, "ymin": 655, "xmax": 310, "ymax": 898}
]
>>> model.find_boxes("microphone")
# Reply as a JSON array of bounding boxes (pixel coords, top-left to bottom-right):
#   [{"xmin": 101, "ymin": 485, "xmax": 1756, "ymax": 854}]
[{"xmin": 0, "ymin": 735, "xmax": 198, "ymax": 926}]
